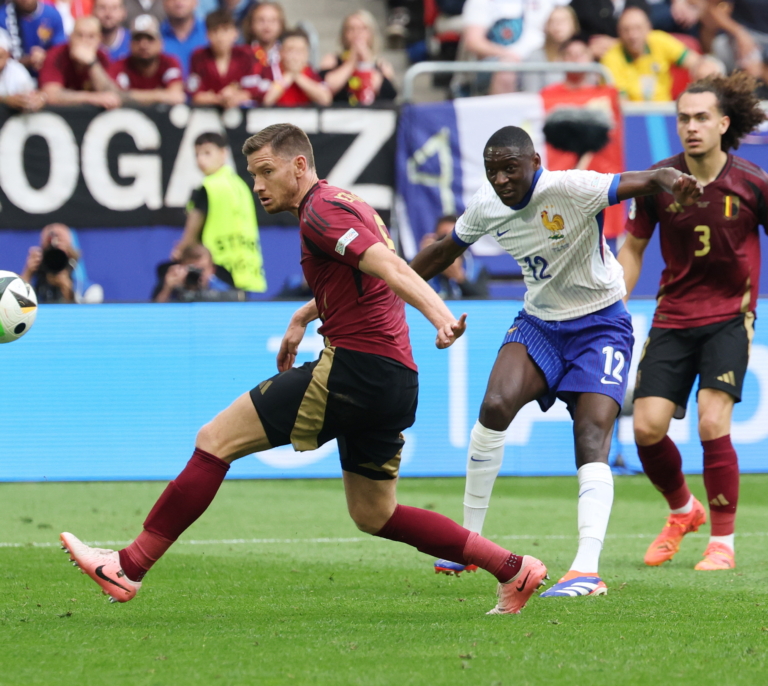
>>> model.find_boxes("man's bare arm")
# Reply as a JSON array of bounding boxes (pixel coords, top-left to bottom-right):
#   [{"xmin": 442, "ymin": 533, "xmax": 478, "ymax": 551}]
[
  {"xmin": 616, "ymin": 233, "xmax": 650, "ymax": 302},
  {"xmin": 617, "ymin": 168, "xmax": 703, "ymax": 205},
  {"xmin": 410, "ymin": 233, "xmax": 468, "ymax": 281}
]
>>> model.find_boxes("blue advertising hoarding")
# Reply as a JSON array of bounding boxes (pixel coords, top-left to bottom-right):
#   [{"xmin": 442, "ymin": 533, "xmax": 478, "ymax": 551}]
[{"xmin": 2, "ymin": 300, "xmax": 768, "ymax": 482}]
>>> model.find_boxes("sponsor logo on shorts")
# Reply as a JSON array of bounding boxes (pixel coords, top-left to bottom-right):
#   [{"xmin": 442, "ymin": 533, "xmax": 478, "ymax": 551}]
[
  {"xmin": 335, "ymin": 228, "xmax": 359, "ymax": 256},
  {"xmin": 716, "ymin": 371, "xmax": 736, "ymax": 386}
]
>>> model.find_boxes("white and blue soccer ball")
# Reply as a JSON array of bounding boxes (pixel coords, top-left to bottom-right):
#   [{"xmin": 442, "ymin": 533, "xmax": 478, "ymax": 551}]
[{"xmin": 0, "ymin": 270, "xmax": 38, "ymax": 344}]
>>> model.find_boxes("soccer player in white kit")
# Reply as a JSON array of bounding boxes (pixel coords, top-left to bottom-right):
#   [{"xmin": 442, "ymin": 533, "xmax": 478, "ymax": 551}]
[{"xmin": 411, "ymin": 126, "xmax": 702, "ymax": 597}]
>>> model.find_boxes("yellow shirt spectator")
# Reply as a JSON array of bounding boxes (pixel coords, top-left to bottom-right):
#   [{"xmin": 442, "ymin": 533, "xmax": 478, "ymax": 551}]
[{"xmin": 601, "ymin": 30, "xmax": 689, "ymax": 102}]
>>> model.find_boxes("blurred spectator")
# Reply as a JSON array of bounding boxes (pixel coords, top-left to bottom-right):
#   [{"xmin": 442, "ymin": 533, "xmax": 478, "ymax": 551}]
[
  {"xmin": 706, "ymin": 0, "xmax": 768, "ymax": 78},
  {"xmin": 38, "ymin": 16, "xmax": 123, "ymax": 107},
  {"xmin": 692, "ymin": 52, "xmax": 726, "ymax": 80},
  {"xmin": 569, "ymin": 0, "xmax": 651, "ymax": 59},
  {"xmin": 172, "ymin": 132, "xmax": 267, "ymax": 293},
  {"xmin": 0, "ymin": 0, "xmax": 66, "ymax": 74},
  {"xmin": 645, "ymin": 0, "xmax": 703, "ymax": 35},
  {"xmin": 242, "ymin": 1, "xmax": 284, "ymax": 69},
  {"xmin": 160, "ymin": 0, "xmax": 207, "ymax": 78},
  {"xmin": 187, "ymin": 10, "xmax": 263, "ymax": 107},
  {"xmin": 601, "ymin": 7, "xmax": 700, "ymax": 101},
  {"xmin": 418, "ymin": 215, "xmax": 489, "ymax": 299},
  {"xmin": 262, "ymin": 29, "xmax": 331, "ymax": 107},
  {"xmin": 154, "ymin": 244, "xmax": 242, "ymax": 302},
  {"xmin": 521, "ymin": 5, "xmax": 580, "ymax": 93},
  {"xmin": 94, "ymin": 0, "xmax": 131, "ymax": 60},
  {"xmin": 20, "ymin": 223, "xmax": 103, "ymax": 304},
  {"xmin": 0, "ymin": 27, "xmax": 46, "ymax": 109},
  {"xmin": 124, "ymin": 0, "xmax": 166, "ymax": 27},
  {"xmin": 320, "ymin": 10, "xmax": 397, "ymax": 105},
  {"xmin": 385, "ymin": 0, "xmax": 426, "ymax": 54},
  {"xmin": 541, "ymin": 35, "xmax": 599, "ymax": 92},
  {"xmin": 49, "ymin": 0, "xmax": 94, "ymax": 35},
  {"xmin": 459, "ymin": 0, "xmax": 554, "ymax": 94},
  {"xmin": 110, "ymin": 14, "xmax": 185, "ymax": 104}
]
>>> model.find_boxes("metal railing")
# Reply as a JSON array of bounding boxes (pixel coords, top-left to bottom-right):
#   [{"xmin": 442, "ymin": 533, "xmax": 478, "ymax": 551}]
[{"xmin": 401, "ymin": 61, "xmax": 614, "ymax": 103}]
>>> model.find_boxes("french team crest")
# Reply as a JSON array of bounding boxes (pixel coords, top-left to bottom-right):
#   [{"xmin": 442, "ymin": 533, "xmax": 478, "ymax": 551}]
[
  {"xmin": 541, "ymin": 210, "xmax": 565, "ymax": 240},
  {"xmin": 723, "ymin": 195, "xmax": 740, "ymax": 219}
]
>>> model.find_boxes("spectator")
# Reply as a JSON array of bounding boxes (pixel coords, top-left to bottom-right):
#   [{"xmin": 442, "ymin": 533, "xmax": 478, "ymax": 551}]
[
  {"xmin": 320, "ymin": 10, "xmax": 397, "ymax": 106},
  {"xmin": 459, "ymin": 0, "xmax": 555, "ymax": 94},
  {"xmin": 521, "ymin": 5, "xmax": 580, "ymax": 93},
  {"xmin": 124, "ymin": 0, "xmax": 165, "ymax": 27},
  {"xmin": 242, "ymin": 1, "xmax": 284, "ymax": 69},
  {"xmin": 706, "ymin": 0, "xmax": 768, "ymax": 78},
  {"xmin": 154, "ymin": 244, "xmax": 242, "ymax": 302},
  {"xmin": 187, "ymin": 10, "xmax": 263, "ymax": 107},
  {"xmin": 160, "ymin": 0, "xmax": 207, "ymax": 78},
  {"xmin": 50, "ymin": 0, "xmax": 93, "ymax": 35},
  {"xmin": 110, "ymin": 14, "xmax": 185, "ymax": 104},
  {"xmin": 549, "ymin": 35, "xmax": 599, "ymax": 90},
  {"xmin": 0, "ymin": 27, "xmax": 46, "ymax": 109},
  {"xmin": 646, "ymin": 0, "xmax": 703, "ymax": 36},
  {"xmin": 262, "ymin": 29, "xmax": 331, "ymax": 107},
  {"xmin": 569, "ymin": 0, "xmax": 651, "ymax": 59},
  {"xmin": 20, "ymin": 223, "xmax": 103, "ymax": 304},
  {"xmin": 94, "ymin": 0, "xmax": 131, "ymax": 61},
  {"xmin": 172, "ymin": 132, "xmax": 267, "ymax": 293},
  {"xmin": 601, "ymin": 7, "xmax": 700, "ymax": 101},
  {"xmin": 38, "ymin": 15, "xmax": 122, "ymax": 108},
  {"xmin": 418, "ymin": 215, "xmax": 489, "ymax": 299},
  {"xmin": 0, "ymin": 0, "xmax": 66, "ymax": 74}
]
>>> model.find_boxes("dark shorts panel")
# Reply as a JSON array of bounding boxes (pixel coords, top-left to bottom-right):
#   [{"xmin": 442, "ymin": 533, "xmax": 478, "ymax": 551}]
[
  {"xmin": 250, "ymin": 346, "xmax": 418, "ymax": 480},
  {"xmin": 634, "ymin": 313, "xmax": 754, "ymax": 418}
]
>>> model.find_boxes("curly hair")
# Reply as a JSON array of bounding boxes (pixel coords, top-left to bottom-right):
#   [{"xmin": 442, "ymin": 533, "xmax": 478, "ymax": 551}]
[{"xmin": 680, "ymin": 72, "xmax": 766, "ymax": 152}]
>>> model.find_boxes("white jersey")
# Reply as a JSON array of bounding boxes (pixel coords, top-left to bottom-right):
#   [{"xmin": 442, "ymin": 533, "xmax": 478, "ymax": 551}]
[{"xmin": 453, "ymin": 168, "xmax": 626, "ymax": 321}]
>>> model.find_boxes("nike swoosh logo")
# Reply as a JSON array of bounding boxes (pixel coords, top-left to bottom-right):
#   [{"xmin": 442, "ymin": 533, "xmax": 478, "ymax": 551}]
[
  {"xmin": 95, "ymin": 565, "xmax": 132, "ymax": 593},
  {"xmin": 470, "ymin": 457, "xmax": 492, "ymax": 462},
  {"xmin": 516, "ymin": 570, "xmax": 531, "ymax": 592},
  {"xmin": 600, "ymin": 378, "xmax": 620, "ymax": 385},
  {"xmin": 497, "ymin": 229, "xmax": 511, "ymax": 237},
  {"xmin": 579, "ymin": 488, "xmax": 595, "ymax": 498}
]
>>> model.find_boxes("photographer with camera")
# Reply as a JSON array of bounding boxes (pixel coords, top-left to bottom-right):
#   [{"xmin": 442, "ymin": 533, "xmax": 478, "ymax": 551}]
[
  {"xmin": 20, "ymin": 223, "xmax": 102, "ymax": 304},
  {"xmin": 153, "ymin": 244, "xmax": 243, "ymax": 303}
]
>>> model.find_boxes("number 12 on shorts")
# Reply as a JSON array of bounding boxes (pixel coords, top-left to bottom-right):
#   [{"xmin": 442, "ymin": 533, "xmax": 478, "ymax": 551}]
[{"xmin": 601, "ymin": 346, "xmax": 625, "ymax": 385}]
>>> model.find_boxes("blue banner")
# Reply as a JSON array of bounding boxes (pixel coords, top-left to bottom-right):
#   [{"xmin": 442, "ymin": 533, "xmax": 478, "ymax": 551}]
[{"xmin": 2, "ymin": 300, "xmax": 768, "ymax": 481}]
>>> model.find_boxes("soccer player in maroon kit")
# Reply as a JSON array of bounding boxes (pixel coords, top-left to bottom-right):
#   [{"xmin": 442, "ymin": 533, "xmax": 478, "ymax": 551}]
[
  {"xmin": 618, "ymin": 73, "xmax": 768, "ymax": 570},
  {"xmin": 61, "ymin": 123, "xmax": 549, "ymax": 615}
]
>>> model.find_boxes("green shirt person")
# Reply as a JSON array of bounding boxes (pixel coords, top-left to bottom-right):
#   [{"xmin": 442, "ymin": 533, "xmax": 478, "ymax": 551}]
[{"xmin": 173, "ymin": 131, "xmax": 267, "ymax": 292}]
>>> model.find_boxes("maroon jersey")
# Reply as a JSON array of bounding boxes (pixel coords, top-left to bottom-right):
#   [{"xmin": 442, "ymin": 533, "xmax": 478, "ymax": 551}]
[
  {"xmin": 299, "ymin": 180, "xmax": 416, "ymax": 371},
  {"xmin": 187, "ymin": 45, "xmax": 264, "ymax": 99},
  {"xmin": 109, "ymin": 54, "xmax": 183, "ymax": 90},
  {"xmin": 627, "ymin": 153, "xmax": 768, "ymax": 328},
  {"xmin": 38, "ymin": 44, "xmax": 111, "ymax": 91}
]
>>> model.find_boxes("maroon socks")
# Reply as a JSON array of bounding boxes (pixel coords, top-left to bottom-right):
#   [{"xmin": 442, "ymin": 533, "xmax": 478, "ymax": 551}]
[
  {"xmin": 375, "ymin": 504, "xmax": 522, "ymax": 582},
  {"xmin": 119, "ymin": 448, "xmax": 230, "ymax": 581},
  {"xmin": 702, "ymin": 435, "xmax": 739, "ymax": 535},
  {"xmin": 637, "ymin": 436, "xmax": 692, "ymax": 510}
]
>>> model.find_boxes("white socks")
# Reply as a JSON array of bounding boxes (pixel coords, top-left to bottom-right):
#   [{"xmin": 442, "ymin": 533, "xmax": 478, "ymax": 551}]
[
  {"xmin": 671, "ymin": 495, "xmax": 694, "ymax": 514},
  {"xmin": 570, "ymin": 462, "xmax": 614, "ymax": 574},
  {"xmin": 463, "ymin": 421, "xmax": 505, "ymax": 534},
  {"xmin": 710, "ymin": 533, "xmax": 735, "ymax": 550}
]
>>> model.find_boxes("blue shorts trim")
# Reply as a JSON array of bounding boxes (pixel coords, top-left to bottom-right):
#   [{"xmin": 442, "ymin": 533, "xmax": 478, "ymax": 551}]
[{"xmin": 502, "ymin": 300, "xmax": 634, "ymax": 415}]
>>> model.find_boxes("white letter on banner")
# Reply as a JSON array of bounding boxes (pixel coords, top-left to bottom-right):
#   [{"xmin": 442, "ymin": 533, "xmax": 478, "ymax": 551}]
[
  {"xmin": 406, "ymin": 127, "xmax": 455, "ymax": 215},
  {"xmin": 733, "ymin": 344, "xmax": 768, "ymax": 443},
  {"xmin": 0, "ymin": 112, "xmax": 78, "ymax": 213},
  {"xmin": 164, "ymin": 108, "xmax": 225, "ymax": 207},
  {"xmin": 81, "ymin": 109, "xmax": 162, "ymax": 210},
  {"xmin": 321, "ymin": 109, "xmax": 395, "ymax": 209},
  {"xmin": 449, "ymin": 334, "xmax": 468, "ymax": 448}
]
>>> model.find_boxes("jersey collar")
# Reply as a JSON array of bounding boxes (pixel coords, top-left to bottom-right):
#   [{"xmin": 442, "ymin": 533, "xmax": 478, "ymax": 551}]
[
  {"xmin": 298, "ymin": 180, "xmax": 323, "ymax": 216},
  {"xmin": 510, "ymin": 168, "xmax": 543, "ymax": 210}
]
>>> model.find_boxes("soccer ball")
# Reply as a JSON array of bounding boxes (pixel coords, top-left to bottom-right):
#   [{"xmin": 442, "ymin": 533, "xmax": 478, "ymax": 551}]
[{"xmin": 0, "ymin": 271, "xmax": 38, "ymax": 344}]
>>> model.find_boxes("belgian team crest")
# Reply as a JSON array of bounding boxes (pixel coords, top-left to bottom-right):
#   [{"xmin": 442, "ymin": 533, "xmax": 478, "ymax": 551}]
[{"xmin": 723, "ymin": 195, "xmax": 740, "ymax": 219}]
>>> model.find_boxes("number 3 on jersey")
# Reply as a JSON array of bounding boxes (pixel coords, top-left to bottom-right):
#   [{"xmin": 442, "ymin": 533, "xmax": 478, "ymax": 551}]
[
  {"xmin": 601, "ymin": 346, "xmax": 625, "ymax": 385},
  {"xmin": 374, "ymin": 214, "xmax": 395, "ymax": 251}
]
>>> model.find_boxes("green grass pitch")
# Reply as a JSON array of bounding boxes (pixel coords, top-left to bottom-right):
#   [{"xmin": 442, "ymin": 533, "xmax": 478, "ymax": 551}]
[{"xmin": 2, "ymin": 475, "xmax": 768, "ymax": 686}]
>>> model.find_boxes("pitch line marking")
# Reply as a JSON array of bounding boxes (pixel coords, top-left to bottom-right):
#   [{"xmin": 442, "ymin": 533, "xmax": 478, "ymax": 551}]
[{"xmin": 2, "ymin": 531, "xmax": 768, "ymax": 549}]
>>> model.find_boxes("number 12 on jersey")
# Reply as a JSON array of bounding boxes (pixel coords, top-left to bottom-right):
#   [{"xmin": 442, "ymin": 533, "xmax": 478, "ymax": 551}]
[
  {"xmin": 524, "ymin": 256, "xmax": 551, "ymax": 281},
  {"xmin": 602, "ymin": 346, "xmax": 625, "ymax": 384}
]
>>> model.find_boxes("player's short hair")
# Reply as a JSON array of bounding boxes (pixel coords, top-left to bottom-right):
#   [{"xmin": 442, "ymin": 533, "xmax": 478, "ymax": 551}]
[
  {"xmin": 484, "ymin": 126, "xmax": 535, "ymax": 155},
  {"xmin": 194, "ymin": 131, "xmax": 228, "ymax": 148},
  {"xmin": 205, "ymin": 9, "xmax": 235, "ymax": 31},
  {"xmin": 679, "ymin": 73, "xmax": 767, "ymax": 152},
  {"xmin": 242, "ymin": 123, "xmax": 316, "ymax": 169}
]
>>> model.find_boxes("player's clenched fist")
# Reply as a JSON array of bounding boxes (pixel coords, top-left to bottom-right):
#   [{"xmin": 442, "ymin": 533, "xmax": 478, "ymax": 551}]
[
  {"xmin": 672, "ymin": 173, "xmax": 704, "ymax": 206},
  {"xmin": 436, "ymin": 313, "xmax": 467, "ymax": 349}
]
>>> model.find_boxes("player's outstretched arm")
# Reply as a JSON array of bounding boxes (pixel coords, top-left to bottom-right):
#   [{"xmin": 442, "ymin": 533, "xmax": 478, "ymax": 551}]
[
  {"xmin": 277, "ymin": 299, "xmax": 319, "ymax": 371},
  {"xmin": 617, "ymin": 233, "xmax": 650, "ymax": 302},
  {"xmin": 617, "ymin": 168, "xmax": 703, "ymax": 205},
  {"xmin": 409, "ymin": 233, "xmax": 468, "ymax": 281},
  {"xmin": 359, "ymin": 243, "xmax": 467, "ymax": 349}
]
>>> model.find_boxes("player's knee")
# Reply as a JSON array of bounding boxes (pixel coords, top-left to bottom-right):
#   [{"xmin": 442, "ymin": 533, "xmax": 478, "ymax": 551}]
[
  {"xmin": 633, "ymin": 417, "xmax": 668, "ymax": 446},
  {"xmin": 575, "ymin": 419, "xmax": 611, "ymax": 458},
  {"xmin": 478, "ymin": 396, "xmax": 515, "ymax": 431},
  {"xmin": 348, "ymin": 506, "xmax": 387, "ymax": 535},
  {"xmin": 698, "ymin": 413, "xmax": 729, "ymax": 442},
  {"xmin": 195, "ymin": 422, "xmax": 228, "ymax": 459}
]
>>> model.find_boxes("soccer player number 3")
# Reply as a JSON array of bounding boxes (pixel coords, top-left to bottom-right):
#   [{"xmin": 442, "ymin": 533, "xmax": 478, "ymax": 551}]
[
  {"xmin": 601, "ymin": 346, "xmax": 625, "ymax": 383},
  {"xmin": 694, "ymin": 225, "xmax": 711, "ymax": 257}
]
